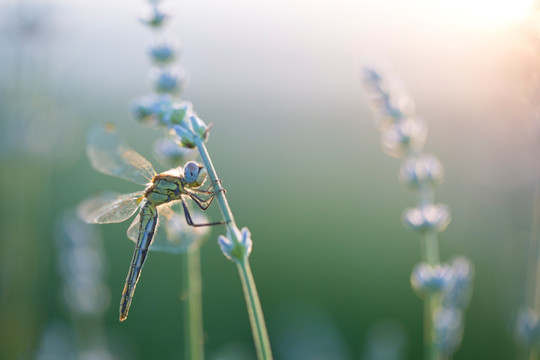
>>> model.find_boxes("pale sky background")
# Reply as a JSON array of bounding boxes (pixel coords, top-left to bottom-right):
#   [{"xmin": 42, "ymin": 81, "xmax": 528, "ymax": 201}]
[{"xmin": 2, "ymin": 0, "xmax": 540, "ymax": 189}]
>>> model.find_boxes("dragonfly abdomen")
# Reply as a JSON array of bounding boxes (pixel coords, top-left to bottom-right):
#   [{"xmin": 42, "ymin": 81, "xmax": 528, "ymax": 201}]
[{"xmin": 119, "ymin": 203, "xmax": 158, "ymax": 322}]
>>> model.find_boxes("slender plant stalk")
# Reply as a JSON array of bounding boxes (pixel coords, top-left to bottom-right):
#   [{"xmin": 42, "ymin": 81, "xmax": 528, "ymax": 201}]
[
  {"xmin": 422, "ymin": 231, "xmax": 442, "ymax": 360},
  {"xmin": 182, "ymin": 247, "xmax": 205, "ymax": 360},
  {"xmin": 531, "ymin": 180, "xmax": 540, "ymax": 312},
  {"xmin": 418, "ymin": 180, "xmax": 442, "ymax": 360},
  {"xmin": 195, "ymin": 139, "xmax": 273, "ymax": 360},
  {"xmin": 237, "ymin": 259, "xmax": 273, "ymax": 360},
  {"xmin": 195, "ymin": 140, "xmax": 235, "ymax": 226},
  {"xmin": 526, "ymin": 175, "xmax": 540, "ymax": 360}
]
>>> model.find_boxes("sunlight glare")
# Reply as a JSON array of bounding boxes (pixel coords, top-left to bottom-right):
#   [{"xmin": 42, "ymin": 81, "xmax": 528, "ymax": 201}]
[{"xmin": 448, "ymin": 0, "xmax": 536, "ymax": 28}]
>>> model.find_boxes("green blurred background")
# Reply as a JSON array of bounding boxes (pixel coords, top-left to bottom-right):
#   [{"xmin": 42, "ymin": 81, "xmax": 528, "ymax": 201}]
[{"xmin": 2, "ymin": 0, "xmax": 540, "ymax": 359}]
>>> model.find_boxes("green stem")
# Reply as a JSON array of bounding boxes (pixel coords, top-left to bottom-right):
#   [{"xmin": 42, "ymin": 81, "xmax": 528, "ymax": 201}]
[
  {"xmin": 422, "ymin": 297, "xmax": 433, "ymax": 360},
  {"xmin": 422, "ymin": 230, "xmax": 441, "ymax": 360},
  {"xmin": 527, "ymin": 173, "xmax": 540, "ymax": 360},
  {"xmin": 418, "ymin": 181, "xmax": 442, "ymax": 360},
  {"xmin": 530, "ymin": 348, "xmax": 538, "ymax": 360},
  {"xmin": 423, "ymin": 231, "xmax": 440, "ymax": 266},
  {"xmin": 195, "ymin": 139, "xmax": 273, "ymax": 360},
  {"xmin": 530, "ymin": 179, "xmax": 540, "ymax": 312},
  {"xmin": 425, "ymin": 294, "xmax": 443, "ymax": 360},
  {"xmin": 238, "ymin": 259, "xmax": 273, "ymax": 360},
  {"xmin": 182, "ymin": 247, "xmax": 204, "ymax": 360},
  {"xmin": 195, "ymin": 140, "xmax": 235, "ymax": 228}
]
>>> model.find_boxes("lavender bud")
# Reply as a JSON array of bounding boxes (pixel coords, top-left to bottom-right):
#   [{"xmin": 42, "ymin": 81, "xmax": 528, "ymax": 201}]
[
  {"xmin": 218, "ymin": 227, "xmax": 253, "ymax": 263},
  {"xmin": 149, "ymin": 39, "xmax": 177, "ymax": 65},
  {"xmin": 399, "ymin": 154, "xmax": 443, "ymax": 189},
  {"xmin": 403, "ymin": 204, "xmax": 450, "ymax": 234},
  {"xmin": 172, "ymin": 124, "xmax": 197, "ymax": 148},
  {"xmin": 442, "ymin": 257, "xmax": 474, "ymax": 309},
  {"xmin": 433, "ymin": 307, "xmax": 463, "ymax": 354},
  {"xmin": 153, "ymin": 137, "xmax": 197, "ymax": 168},
  {"xmin": 162, "ymin": 101, "xmax": 192, "ymax": 126},
  {"xmin": 516, "ymin": 308, "xmax": 540, "ymax": 346},
  {"xmin": 140, "ymin": 6, "xmax": 169, "ymax": 28},
  {"xmin": 189, "ymin": 114, "xmax": 209, "ymax": 140},
  {"xmin": 152, "ymin": 68, "xmax": 188, "ymax": 94},
  {"xmin": 411, "ymin": 263, "xmax": 455, "ymax": 296},
  {"xmin": 130, "ymin": 94, "xmax": 173, "ymax": 125},
  {"xmin": 380, "ymin": 117, "xmax": 427, "ymax": 158}
]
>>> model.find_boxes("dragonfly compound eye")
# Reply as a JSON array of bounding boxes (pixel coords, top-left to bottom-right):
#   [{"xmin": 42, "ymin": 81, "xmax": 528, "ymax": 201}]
[{"xmin": 184, "ymin": 161, "xmax": 206, "ymax": 187}]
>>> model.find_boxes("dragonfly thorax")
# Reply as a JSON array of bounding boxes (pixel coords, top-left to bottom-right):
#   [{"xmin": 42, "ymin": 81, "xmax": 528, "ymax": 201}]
[
  {"xmin": 143, "ymin": 161, "xmax": 207, "ymax": 206},
  {"xmin": 144, "ymin": 173, "xmax": 187, "ymax": 205}
]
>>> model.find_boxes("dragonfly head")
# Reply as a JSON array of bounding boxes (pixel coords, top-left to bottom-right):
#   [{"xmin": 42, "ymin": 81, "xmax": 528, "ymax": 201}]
[{"xmin": 183, "ymin": 161, "xmax": 207, "ymax": 188}]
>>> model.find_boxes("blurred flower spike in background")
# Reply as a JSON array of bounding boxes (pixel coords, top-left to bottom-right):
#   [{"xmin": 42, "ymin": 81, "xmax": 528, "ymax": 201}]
[
  {"xmin": 362, "ymin": 65, "xmax": 475, "ymax": 359},
  {"xmin": 56, "ymin": 212, "xmax": 110, "ymax": 317},
  {"xmin": 153, "ymin": 136, "xmax": 197, "ymax": 168},
  {"xmin": 516, "ymin": 307, "xmax": 540, "ymax": 347}
]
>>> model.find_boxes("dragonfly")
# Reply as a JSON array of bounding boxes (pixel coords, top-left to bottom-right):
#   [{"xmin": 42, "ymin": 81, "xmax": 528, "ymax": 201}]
[{"xmin": 78, "ymin": 124, "xmax": 224, "ymax": 321}]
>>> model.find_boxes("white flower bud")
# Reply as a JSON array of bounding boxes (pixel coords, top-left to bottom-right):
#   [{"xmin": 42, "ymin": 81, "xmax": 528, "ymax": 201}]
[
  {"xmin": 516, "ymin": 308, "xmax": 540, "ymax": 347},
  {"xmin": 149, "ymin": 39, "xmax": 177, "ymax": 65},
  {"xmin": 218, "ymin": 227, "xmax": 253, "ymax": 262},
  {"xmin": 189, "ymin": 115, "xmax": 209, "ymax": 140},
  {"xmin": 152, "ymin": 68, "xmax": 188, "ymax": 95},
  {"xmin": 399, "ymin": 154, "xmax": 443, "ymax": 189},
  {"xmin": 140, "ymin": 6, "xmax": 169, "ymax": 28},
  {"xmin": 433, "ymin": 307, "xmax": 463, "ymax": 353},
  {"xmin": 410, "ymin": 263, "xmax": 455, "ymax": 296},
  {"xmin": 403, "ymin": 204, "xmax": 450, "ymax": 234},
  {"xmin": 172, "ymin": 124, "xmax": 197, "ymax": 148},
  {"xmin": 381, "ymin": 117, "xmax": 427, "ymax": 158}
]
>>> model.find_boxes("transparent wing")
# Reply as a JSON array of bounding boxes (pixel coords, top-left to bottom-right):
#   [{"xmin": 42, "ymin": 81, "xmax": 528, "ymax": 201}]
[
  {"xmin": 87, "ymin": 124, "xmax": 156, "ymax": 185},
  {"xmin": 126, "ymin": 214, "xmax": 140, "ymax": 243},
  {"xmin": 127, "ymin": 205, "xmax": 209, "ymax": 254},
  {"xmin": 78, "ymin": 191, "xmax": 144, "ymax": 224}
]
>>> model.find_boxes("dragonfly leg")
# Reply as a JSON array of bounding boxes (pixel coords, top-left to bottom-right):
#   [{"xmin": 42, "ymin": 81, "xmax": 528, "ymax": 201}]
[
  {"xmin": 189, "ymin": 187, "xmax": 215, "ymax": 195},
  {"xmin": 181, "ymin": 198, "xmax": 226, "ymax": 227},
  {"xmin": 195, "ymin": 191, "xmax": 213, "ymax": 195},
  {"xmin": 186, "ymin": 189, "xmax": 216, "ymax": 210},
  {"xmin": 188, "ymin": 192, "xmax": 215, "ymax": 210},
  {"xmin": 192, "ymin": 179, "xmax": 226, "ymax": 195}
]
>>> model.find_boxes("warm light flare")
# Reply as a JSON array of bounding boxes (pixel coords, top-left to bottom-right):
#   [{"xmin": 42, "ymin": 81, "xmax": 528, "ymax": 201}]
[{"xmin": 449, "ymin": 0, "xmax": 536, "ymax": 27}]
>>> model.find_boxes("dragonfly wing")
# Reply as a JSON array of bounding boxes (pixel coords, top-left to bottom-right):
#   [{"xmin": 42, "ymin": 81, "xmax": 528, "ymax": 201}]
[
  {"xmin": 78, "ymin": 191, "xmax": 144, "ymax": 224},
  {"xmin": 87, "ymin": 124, "xmax": 156, "ymax": 185},
  {"xmin": 156, "ymin": 205, "xmax": 210, "ymax": 254},
  {"xmin": 126, "ymin": 207, "xmax": 174, "ymax": 247},
  {"xmin": 126, "ymin": 205, "xmax": 210, "ymax": 253},
  {"xmin": 127, "ymin": 214, "xmax": 140, "ymax": 243}
]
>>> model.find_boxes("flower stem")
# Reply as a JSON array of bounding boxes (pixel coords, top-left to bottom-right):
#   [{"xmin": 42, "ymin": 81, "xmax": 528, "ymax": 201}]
[
  {"xmin": 418, "ymin": 183, "xmax": 442, "ymax": 360},
  {"xmin": 422, "ymin": 231, "xmax": 442, "ymax": 360},
  {"xmin": 530, "ymin": 179, "xmax": 540, "ymax": 312},
  {"xmin": 182, "ymin": 246, "xmax": 204, "ymax": 360},
  {"xmin": 194, "ymin": 139, "xmax": 273, "ymax": 360},
  {"xmin": 238, "ymin": 259, "xmax": 273, "ymax": 360},
  {"xmin": 527, "ymin": 176, "xmax": 540, "ymax": 360},
  {"xmin": 195, "ymin": 140, "xmax": 235, "ymax": 228}
]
